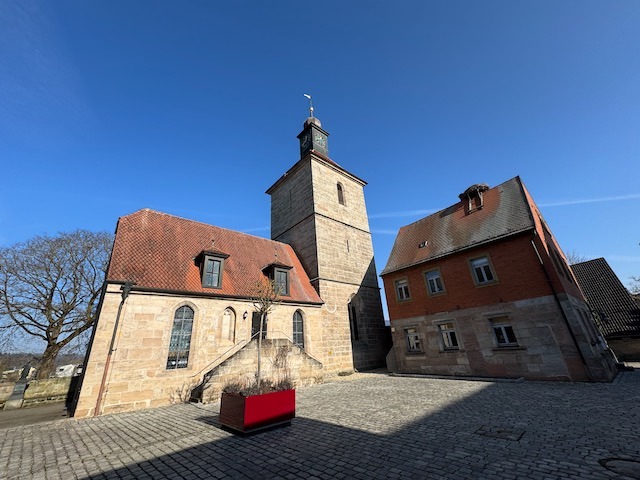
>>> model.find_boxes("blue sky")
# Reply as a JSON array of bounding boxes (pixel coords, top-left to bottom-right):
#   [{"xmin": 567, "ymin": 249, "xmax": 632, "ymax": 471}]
[{"xmin": 1, "ymin": 0, "xmax": 639, "ymax": 316}]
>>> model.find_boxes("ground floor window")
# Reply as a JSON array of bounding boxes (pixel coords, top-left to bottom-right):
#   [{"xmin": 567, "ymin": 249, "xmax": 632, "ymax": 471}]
[
  {"xmin": 437, "ymin": 322, "xmax": 459, "ymax": 350},
  {"xmin": 405, "ymin": 327, "xmax": 421, "ymax": 352},
  {"xmin": 251, "ymin": 311, "xmax": 267, "ymax": 339},
  {"xmin": 491, "ymin": 316, "xmax": 518, "ymax": 346}
]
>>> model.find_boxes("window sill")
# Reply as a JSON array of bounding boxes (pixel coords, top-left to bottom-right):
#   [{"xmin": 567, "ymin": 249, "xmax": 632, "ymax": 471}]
[
  {"xmin": 440, "ymin": 348, "xmax": 463, "ymax": 353},
  {"xmin": 492, "ymin": 346, "xmax": 525, "ymax": 352},
  {"xmin": 405, "ymin": 351, "xmax": 425, "ymax": 355},
  {"xmin": 427, "ymin": 291, "xmax": 447, "ymax": 297}
]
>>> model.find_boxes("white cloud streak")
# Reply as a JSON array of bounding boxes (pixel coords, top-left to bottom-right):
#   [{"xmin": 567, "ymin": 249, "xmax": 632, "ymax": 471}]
[{"xmin": 539, "ymin": 193, "xmax": 640, "ymax": 208}]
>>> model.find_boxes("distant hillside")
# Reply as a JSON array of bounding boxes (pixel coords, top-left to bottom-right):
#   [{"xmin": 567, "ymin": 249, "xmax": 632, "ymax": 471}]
[{"xmin": 0, "ymin": 352, "xmax": 84, "ymax": 371}]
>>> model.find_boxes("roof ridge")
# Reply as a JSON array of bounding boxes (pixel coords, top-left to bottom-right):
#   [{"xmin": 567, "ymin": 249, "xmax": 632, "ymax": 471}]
[
  {"xmin": 399, "ymin": 176, "xmax": 521, "ymax": 230},
  {"xmin": 124, "ymin": 208, "xmax": 289, "ymax": 248}
]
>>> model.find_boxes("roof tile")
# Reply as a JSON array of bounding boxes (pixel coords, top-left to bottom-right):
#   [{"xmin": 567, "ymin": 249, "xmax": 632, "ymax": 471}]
[
  {"xmin": 107, "ymin": 209, "xmax": 323, "ymax": 304},
  {"xmin": 381, "ymin": 177, "xmax": 534, "ymax": 275},
  {"xmin": 571, "ymin": 258, "xmax": 640, "ymax": 337}
]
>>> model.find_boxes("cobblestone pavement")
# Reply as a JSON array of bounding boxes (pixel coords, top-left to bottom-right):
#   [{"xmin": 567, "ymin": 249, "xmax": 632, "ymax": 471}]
[{"xmin": 2, "ymin": 371, "xmax": 640, "ymax": 480}]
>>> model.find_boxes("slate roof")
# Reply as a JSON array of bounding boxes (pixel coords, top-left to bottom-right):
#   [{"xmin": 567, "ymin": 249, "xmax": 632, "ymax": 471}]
[
  {"xmin": 381, "ymin": 177, "xmax": 534, "ymax": 275},
  {"xmin": 571, "ymin": 258, "xmax": 640, "ymax": 338},
  {"xmin": 107, "ymin": 209, "xmax": 323, "ymax": 304}
]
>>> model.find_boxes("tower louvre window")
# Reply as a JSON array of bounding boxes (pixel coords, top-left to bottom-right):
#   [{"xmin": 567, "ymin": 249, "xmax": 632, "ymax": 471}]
[{"xmin": 337, "ymin": 182, "xmax": 346, "ymax": 205}]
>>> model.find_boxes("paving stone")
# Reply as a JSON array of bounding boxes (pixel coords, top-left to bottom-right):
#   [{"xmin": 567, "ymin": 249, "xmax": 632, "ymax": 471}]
[{"xmin": 2, "ymin": 373, "xmax": 640, "ymax": 479}]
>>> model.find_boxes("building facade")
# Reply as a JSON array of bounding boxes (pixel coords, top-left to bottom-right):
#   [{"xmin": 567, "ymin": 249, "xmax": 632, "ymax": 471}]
[
  {"xmin": 381, "ymin": 177, "xmax": 618, "ymax": 382},
  {"xmin": 73, "ymin": 114, "xmax": 389, "ymax": 418}
]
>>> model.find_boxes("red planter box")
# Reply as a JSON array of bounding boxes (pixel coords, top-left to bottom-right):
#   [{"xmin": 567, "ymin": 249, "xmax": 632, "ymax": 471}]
[{"xmin": 219, "ymin": 389, "xmax": 295, "ymax": 434}]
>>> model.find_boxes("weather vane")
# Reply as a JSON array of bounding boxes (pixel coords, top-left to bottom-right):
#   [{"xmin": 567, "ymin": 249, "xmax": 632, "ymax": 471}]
[{"xmin": 304, "ymin": 93, "xmax": 314, "ymax": 117}]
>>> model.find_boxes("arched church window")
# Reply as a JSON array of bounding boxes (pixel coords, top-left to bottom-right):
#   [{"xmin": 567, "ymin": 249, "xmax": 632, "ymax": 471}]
[
  {"xmin": 222, "ymin": 308, "xmax": 236, "ymax": 342},
  {"xmin": 293, "ymin": 310, "xmax": 304, "ymax": 348},
  {"xmin": 348, "ymin": 300, "xmax": 359, "ymax": 341},
  {"xmin": 167, "ymin": 305, "xmax": 194, "ymax": 369}
]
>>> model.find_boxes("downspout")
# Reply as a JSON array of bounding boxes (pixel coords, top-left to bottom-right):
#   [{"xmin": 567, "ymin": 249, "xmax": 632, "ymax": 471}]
[
  {"xmin": 530, "ymin": 236, "xmax": 589, "ymax": 371},
  {"xmin": 94, "ymin": 281, "xmax": 134, "ymax": 416}
]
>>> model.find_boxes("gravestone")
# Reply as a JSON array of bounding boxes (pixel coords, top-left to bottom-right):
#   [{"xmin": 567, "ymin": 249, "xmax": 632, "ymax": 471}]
[{"xmin": 3, "ymin": 363, "xmax": 31, "ymax": 410}]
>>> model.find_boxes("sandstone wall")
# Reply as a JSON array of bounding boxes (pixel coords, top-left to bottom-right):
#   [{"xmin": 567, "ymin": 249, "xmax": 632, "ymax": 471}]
[{"xmin": 74, "ymin": 286, "xmax": 324, "ymax": 418}]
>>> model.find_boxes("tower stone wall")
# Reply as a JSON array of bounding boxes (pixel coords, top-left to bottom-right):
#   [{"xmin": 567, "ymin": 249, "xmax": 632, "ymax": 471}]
[{"xmin": 268, "ymin": 137, "xmax": 391, "ymax": 372}]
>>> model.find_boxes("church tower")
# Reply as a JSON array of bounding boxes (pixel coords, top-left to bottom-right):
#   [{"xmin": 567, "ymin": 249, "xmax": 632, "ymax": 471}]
[{"xmin": 266, "ymin": 110, "xmax": 390, "ymax": 372}]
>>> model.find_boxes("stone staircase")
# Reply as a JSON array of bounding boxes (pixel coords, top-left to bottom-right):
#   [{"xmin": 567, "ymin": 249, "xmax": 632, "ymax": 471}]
[{"xmin": 189, "ymin": 338, "xmax": 323, "ymax": 403}]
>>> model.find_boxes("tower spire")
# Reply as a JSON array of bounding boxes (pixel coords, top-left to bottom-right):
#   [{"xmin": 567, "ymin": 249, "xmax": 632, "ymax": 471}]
[
  {"xmin": 303, "ymin": 93, "xmax": 314, "ymax": 118},
  {"xmin": 298, "ymin": 93, "xmax": 329, "ymax": 158}
]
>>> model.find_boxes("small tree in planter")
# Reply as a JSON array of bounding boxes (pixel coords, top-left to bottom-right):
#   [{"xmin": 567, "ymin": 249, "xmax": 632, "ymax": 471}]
[{"xmin": 219, "ymin": 279, "xmax": 296, "ymax": 434}]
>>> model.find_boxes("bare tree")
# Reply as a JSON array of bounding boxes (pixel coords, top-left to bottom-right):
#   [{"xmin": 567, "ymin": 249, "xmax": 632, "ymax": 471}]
[
  {"xmin": 630, "ymin": 276, "xmax": 640, "ymax": 296},
  {"xmin": 251, "ymin": 278, "xmax": 283, "ymax": 391},
  {"xmin": 565, "ymin": 250, "xmax": 589, "ymax": 265},
  {"xmin": 0, "ymin": 231, "xmax": 112, "ymax": 379}
]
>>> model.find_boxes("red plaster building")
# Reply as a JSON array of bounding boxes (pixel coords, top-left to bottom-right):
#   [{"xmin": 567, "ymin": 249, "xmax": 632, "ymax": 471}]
[{"xmin": 381, "ymin": 177, "xmax": 618, "ymax": 382}]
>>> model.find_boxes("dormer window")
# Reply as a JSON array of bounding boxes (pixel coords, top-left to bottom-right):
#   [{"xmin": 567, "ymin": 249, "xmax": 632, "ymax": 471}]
[
  {"xmin": 275, "ymin": 268, "xmax": 289, "ymax": 295},
  {"xmin": 262, "ymin": 261, "xmax": 293, "ymax": 296},
  {"xmin": 203, "ymin": 257, "xmax": 222, "ymax": 288},
  {"xmin": 196, "ymin": 249, "xmax": 229, "ymax": 289},
  {"xmin": 459, "ymin": 183, "xmax": 489, "ymax": 215}
]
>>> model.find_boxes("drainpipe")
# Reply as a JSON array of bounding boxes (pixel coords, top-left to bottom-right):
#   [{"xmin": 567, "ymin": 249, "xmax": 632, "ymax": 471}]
[
  {"xmin": 530, "ymin": 236, "xmax": 589, "ymax": 372},
  {"xmin": 94, "ymin": 281, "xmax": 134, "ymax": 416}
]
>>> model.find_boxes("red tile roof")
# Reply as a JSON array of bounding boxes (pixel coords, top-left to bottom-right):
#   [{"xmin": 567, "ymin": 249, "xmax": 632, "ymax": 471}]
[
  {"xmin": 107, "ymin": 209, "xmax": 323, "ymax": 304},
  {"xmin": 381, "ymin": 177, "xmax": 535, "ymax": 275}
]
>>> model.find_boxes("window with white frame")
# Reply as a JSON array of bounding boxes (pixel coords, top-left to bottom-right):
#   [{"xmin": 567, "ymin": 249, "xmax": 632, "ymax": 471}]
[
  {"xmin": 491, "ymin": 317, "xmax": 518, "ymax": 346},
  {"xmin": 470, "ymin": 256, "xmax": 496, "ymax": 285},
  {"xmin": 437, "ymin": 322, "xmax": 459, "ymax": 349},
  {"xmin": 395, "ymin": 278, "xmax": 411, "ymax": 301},
  {"xmin": 405, "ymin": 327, "xmax": 421, "ymax": 352},
  {"xmin": 425, "ymin": 269, "xmax": 445, "ymax": 295}
]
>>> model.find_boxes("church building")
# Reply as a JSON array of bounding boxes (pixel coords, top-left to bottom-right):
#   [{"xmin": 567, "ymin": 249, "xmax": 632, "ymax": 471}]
[{"xmin": 72, "ymin": 113, "xmax": 390, "ymax": 418}]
